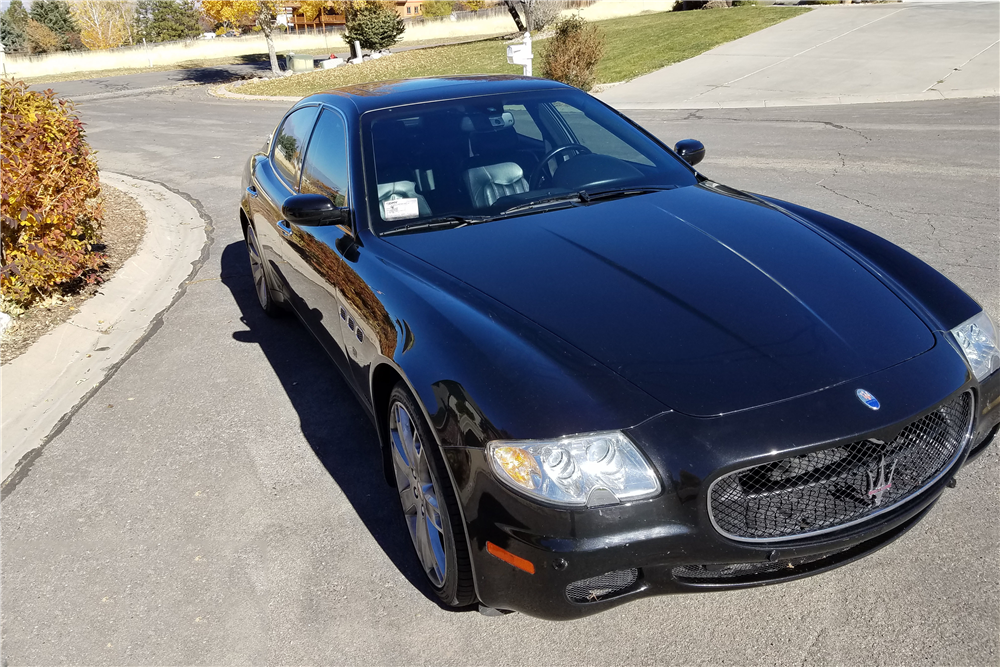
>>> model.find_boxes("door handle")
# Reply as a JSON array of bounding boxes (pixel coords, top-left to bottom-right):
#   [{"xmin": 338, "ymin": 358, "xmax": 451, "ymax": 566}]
[
  {"xmin": 246, "ymin": 185, "xmax": 258, "ymax": 198},
  {"xmin": 277, "ymin": 219, "xmax": 293, "ymax": 237}
]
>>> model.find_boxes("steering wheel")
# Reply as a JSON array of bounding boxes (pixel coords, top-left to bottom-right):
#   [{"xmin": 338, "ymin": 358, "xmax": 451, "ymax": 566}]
[{"xmin": 529, "ymin": 144, "xmax": 592, "ymax": 189}]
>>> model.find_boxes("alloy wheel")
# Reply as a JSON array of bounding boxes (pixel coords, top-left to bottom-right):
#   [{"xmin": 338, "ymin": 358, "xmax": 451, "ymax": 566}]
[
  {"xmin": 389, "ymin": 400, "xmax": 447, "ymax": 588},
  {"xmin": 246, "ymin": 226, "xmax": 269, "ymax": 310}
]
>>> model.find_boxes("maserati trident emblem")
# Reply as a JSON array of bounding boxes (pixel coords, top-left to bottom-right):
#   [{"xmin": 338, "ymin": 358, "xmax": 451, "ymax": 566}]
[
  {"xmin": 866, "ymin": 456, "xmax": 896, "ymax": 507},
  {"xmin": 856, "ymin": 388, "xmax": 881, "ymax": 410}
]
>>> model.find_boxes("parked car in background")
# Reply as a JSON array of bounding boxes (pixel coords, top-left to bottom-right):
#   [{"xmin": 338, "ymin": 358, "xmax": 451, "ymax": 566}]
[{"xmin": 239, "ymin": 76, "xmax": 1000, "ymax": 619}]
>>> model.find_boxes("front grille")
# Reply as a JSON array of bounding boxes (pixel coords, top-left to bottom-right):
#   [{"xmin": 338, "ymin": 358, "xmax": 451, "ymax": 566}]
[
  {"xmin": 566, "ymin": 568, "xmax": 639, "ymax": 603},
  {"xmin": 673, "ymin": 561, "xmax": 796, "ymax": 582},
  {"xmin": 708, "ymin": 392, "xmax": 973, "ymax": 542},
  {"xmin": 672, "ymin": 549, "xmax": 846, "ymax": 583}
]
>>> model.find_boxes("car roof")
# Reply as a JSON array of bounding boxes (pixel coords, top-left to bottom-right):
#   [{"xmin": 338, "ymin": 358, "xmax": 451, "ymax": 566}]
[{"xmin": 293, "ymin": 75, "xmax": 572, "ymax": 115}]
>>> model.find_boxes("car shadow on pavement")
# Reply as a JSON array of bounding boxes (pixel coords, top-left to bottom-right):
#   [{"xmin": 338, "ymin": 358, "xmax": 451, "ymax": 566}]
[{"xmin": 219, "ymin": 241, "xmax": 466, "ymax": 613}]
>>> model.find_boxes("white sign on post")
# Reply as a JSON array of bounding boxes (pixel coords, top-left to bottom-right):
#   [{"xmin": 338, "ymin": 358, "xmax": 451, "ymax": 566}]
[{"xmin": 506, "ymin": 32, "xmax": 533, "ymax": 77}]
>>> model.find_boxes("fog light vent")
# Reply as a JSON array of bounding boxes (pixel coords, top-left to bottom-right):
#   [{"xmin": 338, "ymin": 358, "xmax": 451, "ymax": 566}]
[{"xmin": 566, "ymin": 568, "xmax": 638, "ymax": 603}]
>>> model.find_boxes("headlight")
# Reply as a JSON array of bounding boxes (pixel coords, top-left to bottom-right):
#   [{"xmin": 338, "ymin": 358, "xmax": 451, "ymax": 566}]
[
  {"xmin": 951, "ymin": 311, "xmax": 1000, "ymax": 381},
  {"xmin": 487, "ymin": 431, "xmax": 661, "ymax": 508}
]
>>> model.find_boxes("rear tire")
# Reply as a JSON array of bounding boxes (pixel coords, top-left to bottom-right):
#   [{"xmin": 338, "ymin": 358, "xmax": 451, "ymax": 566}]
[
  {"xmin": 245, "ymin": 224, "xmax": 281, "ymax": 317},
  {"xmin": 387, "ymin": 382, "xmax": 476, "ymax": 607}
]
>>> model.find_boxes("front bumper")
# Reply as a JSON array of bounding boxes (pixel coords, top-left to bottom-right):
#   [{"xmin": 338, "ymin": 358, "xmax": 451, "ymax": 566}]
[{"xmin": 442, "ymin": 339, "xmax": 1000, "ymax": 620}]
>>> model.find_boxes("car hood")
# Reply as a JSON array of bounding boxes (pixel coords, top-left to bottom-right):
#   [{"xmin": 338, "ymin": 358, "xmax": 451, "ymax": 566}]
[{"xmin": 385, "ymin": 184, "xmax": 934, "ymax": 417}]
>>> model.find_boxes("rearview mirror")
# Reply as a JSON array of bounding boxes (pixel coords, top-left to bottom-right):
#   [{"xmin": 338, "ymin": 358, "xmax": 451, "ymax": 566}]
[
  {"xmin": 674, "ymin": 139, "xmax": 705, "ymax": 167},
  {"xmin": 282, "ymin": 194, "xmax": 346, "ymax": 226}
]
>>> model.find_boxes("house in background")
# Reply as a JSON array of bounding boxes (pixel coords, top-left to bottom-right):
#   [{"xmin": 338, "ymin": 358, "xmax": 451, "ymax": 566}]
[
  {"xmin": 282, "ymin": 2, "xmax": 347, "ymax": 32},
  {"xmin": 395, "ymin": 1, "xmax": 426, "ymax": 18},
  {"xmin": 281, "ymin": 1, "xmax": 426, "ymax": 31}
]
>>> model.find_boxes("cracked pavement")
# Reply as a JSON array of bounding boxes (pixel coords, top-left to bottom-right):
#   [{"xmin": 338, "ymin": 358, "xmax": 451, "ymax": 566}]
[{"xmin": 0, "ymin": 80, "xmax": 997, "ymax": 667}]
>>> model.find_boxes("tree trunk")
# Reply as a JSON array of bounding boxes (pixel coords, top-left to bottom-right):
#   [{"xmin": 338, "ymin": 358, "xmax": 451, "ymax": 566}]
[
  {"xmin": 256, "ymin": 10, "xmax": 281, "ymax": 75},
  {"xmin": 265, "ymin": 30, "xmax": 280, "ymax": 74},
  {"xmin": 253, "ymin": 3, "xmax": 281, "ymax": 76},
  {"xmin": 503, "ymin": 0, "xmax": 525, "ymax": 33}
]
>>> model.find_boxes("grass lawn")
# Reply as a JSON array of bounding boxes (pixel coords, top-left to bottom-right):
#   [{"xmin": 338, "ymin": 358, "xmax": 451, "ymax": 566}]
[{"xmin": 238, "ymin": 7, "xmax": 809, "ymax": 97}]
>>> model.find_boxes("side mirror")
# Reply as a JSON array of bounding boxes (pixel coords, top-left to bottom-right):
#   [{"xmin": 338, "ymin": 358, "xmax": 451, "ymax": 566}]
[
  {"xmin": 282, "ymin": 193, "xmax": 345, "ymax": 226},
  {"xmin": 674, "ymin": 139, "xmax": 705, "ymax": 167}
]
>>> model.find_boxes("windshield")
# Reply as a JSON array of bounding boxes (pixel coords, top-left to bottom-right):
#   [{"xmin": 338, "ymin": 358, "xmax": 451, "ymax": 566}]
[{"xmin": 362, "ymin": 89, "xmax": 698, "ymax": 235}]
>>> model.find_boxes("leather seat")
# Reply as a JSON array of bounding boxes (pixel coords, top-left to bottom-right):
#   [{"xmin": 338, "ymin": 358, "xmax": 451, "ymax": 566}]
[
  {"xmin": 463, "ymin": 162, "xmax": 528, "ymax": 209},
  {"xmin": 462, "ymin": 127, "xmax": 530, "ymax": 209}
]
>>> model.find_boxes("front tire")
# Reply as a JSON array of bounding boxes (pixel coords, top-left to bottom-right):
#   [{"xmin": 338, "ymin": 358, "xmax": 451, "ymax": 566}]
[
  {"xmin": 387, "ymin": 382, "xmax": 476, "ymax": 607},
  {"xmin": 245, "ymin": 224, "xmax": 280, "ymax": 317}
]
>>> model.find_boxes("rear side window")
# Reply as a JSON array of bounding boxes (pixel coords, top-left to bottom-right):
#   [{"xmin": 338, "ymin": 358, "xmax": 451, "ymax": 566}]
[
  {"xmin": 504, "ymin": 103, "xmax": 543, "ymax": 141},
  {"xmin": 272, "ymin": 106, "xmax": 319, "ymax": 188},
  {"xmin": 300, "ymin": 109, "xmax": 349, "ymax": 207},
  {"xmin": 552, "ymin": 101, "xmax": 653, "ymax": 166}
]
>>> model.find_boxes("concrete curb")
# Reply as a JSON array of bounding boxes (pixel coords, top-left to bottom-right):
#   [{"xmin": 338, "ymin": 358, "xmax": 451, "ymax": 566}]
[
  {"xmin": 211, "ymin": 80, "xmax": 301, "ymax": 103},
  {"xmin": 1, "ymin": 173, "xmax": 208, "ymax": 485}
]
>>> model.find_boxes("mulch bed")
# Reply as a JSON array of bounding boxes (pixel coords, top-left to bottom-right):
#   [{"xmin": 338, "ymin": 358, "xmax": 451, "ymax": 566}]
[{"xmin": 1, "ymin": 183, "xmax": 148, "ymax": 364}]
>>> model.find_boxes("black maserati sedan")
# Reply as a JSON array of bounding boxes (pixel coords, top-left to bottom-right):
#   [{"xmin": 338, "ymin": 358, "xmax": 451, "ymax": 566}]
[{"xmin": 240, "ymin": 75, "xmax": 999, "ymax": 620}]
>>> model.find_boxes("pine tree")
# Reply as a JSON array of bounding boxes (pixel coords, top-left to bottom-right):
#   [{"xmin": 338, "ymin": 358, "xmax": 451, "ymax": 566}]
[
  {"xmin": 343, "ymin": 2, "xmax": 405, "ymax": 52},
  {"xmin": 5, "ymin": 0, "xmax": 30, "ymax": 30},
  {"xmin": 29, "ymin": 0, "xmax": 76, "ymax": 34},
  {"xmin": 28, "ymin": 0, "xmax": 78, "ymax": 50},
  {"xmin": 1, "ymin": 13, "xmax": 27, "ymax": 52},
  {"xmin": 135, "ymin": 0, "xmax": 202, "ymax": 42}
]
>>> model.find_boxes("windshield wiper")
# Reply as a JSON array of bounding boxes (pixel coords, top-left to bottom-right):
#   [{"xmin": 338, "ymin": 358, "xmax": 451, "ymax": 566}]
[
  {"xmin": 501, "ymin": 185, "xmax": 678, "ymax": 215},
  {"xmin": 580, "ymin": 185, "xmax": 678, "ymax": 201},
  {"xmin": 381, "ymin": 214, "xmax": 495, "ymax": 236},
  {"xmin": 501, "ymin": 194, "xmax": 584, "ymax": 215}
]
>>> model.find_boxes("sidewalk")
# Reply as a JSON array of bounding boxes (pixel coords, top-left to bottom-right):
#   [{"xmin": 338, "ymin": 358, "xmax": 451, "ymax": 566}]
[{"xmin": 595, "ymin": 2, "xmax": 999, "ymax": 109}]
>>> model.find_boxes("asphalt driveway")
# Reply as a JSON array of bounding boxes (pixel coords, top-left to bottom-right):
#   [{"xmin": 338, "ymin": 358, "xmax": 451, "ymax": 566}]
[{"xmin": 1, "ymin": 80, "xmax": 997, "ymax": 664}]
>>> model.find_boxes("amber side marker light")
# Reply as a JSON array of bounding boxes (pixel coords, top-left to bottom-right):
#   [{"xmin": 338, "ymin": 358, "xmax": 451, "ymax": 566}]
[{"xmin": 486, "ymin": 541, "xmax": 535, "ymax": 574}]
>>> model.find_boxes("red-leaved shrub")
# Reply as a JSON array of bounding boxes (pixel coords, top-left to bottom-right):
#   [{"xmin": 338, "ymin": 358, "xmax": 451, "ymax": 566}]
[{"xmin": 1, "ymin": 79, "xmax": 104, "ymax": 306}]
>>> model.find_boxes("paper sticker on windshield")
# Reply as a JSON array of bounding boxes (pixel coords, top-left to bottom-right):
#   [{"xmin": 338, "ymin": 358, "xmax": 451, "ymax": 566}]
[{"xmin": 383, "ymin": 197, "xmax": 419, "ymax": 221}]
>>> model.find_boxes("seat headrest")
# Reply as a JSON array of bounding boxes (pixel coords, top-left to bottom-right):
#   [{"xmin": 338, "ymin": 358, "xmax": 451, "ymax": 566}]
[{"xmin": 377, "ymin": 180, "xmax": 418, "ymax": 200}]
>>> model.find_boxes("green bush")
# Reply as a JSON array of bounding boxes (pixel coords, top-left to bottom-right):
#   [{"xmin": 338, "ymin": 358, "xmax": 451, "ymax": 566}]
[
  {"xmin": 540, "ymin": 16, "xmax": 606, "ymax": 92},
  {"xmin": 343, "ymin": 1, "xmax": 405, "ymax": 52},
  {"xmin": 1, "ymin": 81, "xmax": 104, "ymax": 307}
]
